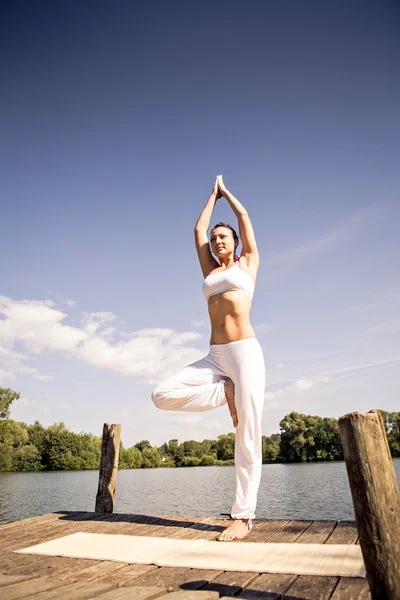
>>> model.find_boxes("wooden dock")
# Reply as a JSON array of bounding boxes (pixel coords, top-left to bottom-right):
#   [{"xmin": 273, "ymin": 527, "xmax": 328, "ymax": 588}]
[{"xmin": 0, "ymin": 512, "xmax": 370, "ymax": 599}]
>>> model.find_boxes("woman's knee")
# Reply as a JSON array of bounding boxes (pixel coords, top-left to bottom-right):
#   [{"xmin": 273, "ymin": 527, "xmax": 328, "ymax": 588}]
[{"xmin": 151, "ymin": 385, "xmax": 168, "ymax": 410}]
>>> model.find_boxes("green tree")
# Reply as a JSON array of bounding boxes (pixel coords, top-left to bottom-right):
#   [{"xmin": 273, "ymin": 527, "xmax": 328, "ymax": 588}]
[
  {"xmin": 167, "ymin": 439, "xmax": 185, "ymax": 466},
  {"xmin": 182, "ymin": 456, "xmax": 201, "ymax": 466},
  {"xmin": 13, "ymin": 445, "xmax": 42, "ymax": 471},
  {"xmin": 141, "ymin": 446, "xmax": 161, "ymax": 468},
  {"xmin": 314, "ymin": 418, "xmax": 343, "ymax": 461},
  {"xmin": 0, "ymin": 388, "xmax": 20, "ymax": 419},
  {"xmin": 120, "ymin": 446, "xmax": 143, "ymax": 469},
  {"xmin": 262, "ymin": 434, "xmax": 281, "ymax": 463},
  {"xmin": 200, "ymin": 454, "xmax": 216, "ymax": 466},
  {"xmin": 78, "ymin": 433, "xmax": 101, "ymax": 469},
  {"xmin": 200, "ymin": 439, "xmax": 217, "ymax": 457},
  {"xmin": 216, "ymin": 433, "xmax": 235, "ymax": 461},
  {"xmin": 41, "ymin": 422, "xmax": 100, "ymax": 470},
  {"xmin": 379, "ymin": 410, "xmax": 400, "ymax": 457},
  {"xmin": 279, "ymin": 412, "xmax": 344, "ymax": 462},
  {"xmin": 279, "ymin": 412, "xmax": 320, "ymax": 462},
  {"xmin": 182, "ymin": 440, "xmax": 203, "ymax": 459},
  {"xmin": 0, "ymin": 444, "xmax": 14, "ymax": 470},
  {"xmin": 26, "ymin": 421, "xmax": 47, "ymax": 457},
  {"xmin": 135, "ymin": 440, "xmax": 152, "ymax": 452},
  {"xmin": 158, "ymin": 442, "xmax": 169, "ymax": 459},
  {"xmin": 0, "ymin": 420, "xmax": 29, "ymax": 447}
]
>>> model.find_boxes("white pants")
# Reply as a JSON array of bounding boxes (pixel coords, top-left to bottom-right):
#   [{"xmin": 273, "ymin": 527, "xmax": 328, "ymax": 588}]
[{"xmin": 151, "ymin": 337, "xmax": 265, "ymax": 519}]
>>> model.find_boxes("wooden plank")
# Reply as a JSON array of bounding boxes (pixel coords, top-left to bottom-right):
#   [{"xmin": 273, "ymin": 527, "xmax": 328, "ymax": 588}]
[
  {"xmin": 0, "ymin": 512, "xmax": 89, "ymax": 544},
  {"xmin": 264, "ymin": 520, "xmax": 313, "ymax": 543},
  {"xmin": 282, "ymin": 575, "xmax": 338, "ymax": 599},
  {"xmin": 28, "ymin": 579, "xmax": 115, "ymax": 600},
  {"xmin": 1, "ymin": 555, "xmax": 99, "ymax": 578},
  {"xmin": 98, "ymin": 565, "xmax": 160, "ymax": 586},
  {"xmin": 52, "ymin": 560, "xmax": 127, "ymax": 582},
  {"xmin": 243, "ymin": 520, "xmax": 290, "ymax": 543},
  {"xmin": 90, "ymin": 586, "xmax": 169, "ymax": 600},
  {"xmin": 339, "ymin": 410, "xmax": 400, "ymax": 599},
  {"xmin": 1, "ymin": 515, "xmax": 127, "ymax": 576},
  {"xmin": 3, "ymin": 512, "xmax": 116, "ymax": 554},
  {"xmin": 0, "ymin": 574, "xmax": 36, "ymax": 587},
  {"xmin": 202, "ymin": 571, "xmax": 260, "ymax": 596},
  {"xmin": 325, "ymin": 522, "xmax": 358, "ymax": 545},
  {"xmin": 166, "ymin": 517, "xmax": 227, "ymax": 540},
  {"xmin": 0, "ymin": 576, "xmax": 66, "ymax": 600},
  {"xmin": 235, "ymin": 573, "xmax": 298, "ymax": 599},
  {"xmin": 113, "ymin": 516, "xmax": 200, "ymax": 538},
  {"xmin": 3, "ymin": 511, "xmax": 114, "ymax": 544},
  {"xmin": 292, "ymin": 521, "xmax": 355, "ymax": 597},
  {"xmin": 155, "ymin": 593, "xmax": 220, "ymax": 600},
  {"xmin": 331, "ymin": 577, "xmax": 371, "ymax": 599},
  {"xmin": 125, "ymin": 566, "xmax": 223, "ymax": 591},
  {"xmin": 0, "ymin": 512, "xmax": 86, "ymax": 532},
  {"xmin": 295, "ymin": 521, "xmax": 337, "ymax": 544}
]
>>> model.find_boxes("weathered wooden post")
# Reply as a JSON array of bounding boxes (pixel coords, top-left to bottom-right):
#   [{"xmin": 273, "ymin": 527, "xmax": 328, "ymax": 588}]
[
  {"xmin": 95, "ymin": 423, "xmax": 122, "ymax": 513},
  {"xmin": 338, "ymin": 410, "xmax": 400, "ymax": 599}
]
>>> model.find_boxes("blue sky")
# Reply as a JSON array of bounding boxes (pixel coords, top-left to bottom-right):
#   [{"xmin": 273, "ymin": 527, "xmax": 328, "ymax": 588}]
[{"xmin": 1, "ymin": 1, "xmax": 399, "ymax": 447}]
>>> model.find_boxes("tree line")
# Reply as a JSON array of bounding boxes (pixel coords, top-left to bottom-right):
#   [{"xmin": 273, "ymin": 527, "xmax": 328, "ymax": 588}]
[{"xmin": 1, "ymin": 387, "xmax": 399, "ymax": 471}]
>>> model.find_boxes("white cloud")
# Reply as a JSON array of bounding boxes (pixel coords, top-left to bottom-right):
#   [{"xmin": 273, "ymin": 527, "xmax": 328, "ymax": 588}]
[
  {"xmin": 0, "ymin": 343, "xmax": 53, "ymax": 385},
  {"xmin": 0, "ymin": 295, "xmax": 206, "ymax": 386},
  {"xmin": 264, "ymin": 374, "xmax": 330, "ymax": 403},
  {"xmin": 0, "ymin": 298, "xmax": 86, "ymax": 354},
  {"xmin": 173, "ymin": 415, "xmax": 204, "ymax": 425},
  {"xmin": 294, "ymin": 378, "xmax": 314, "ymax": 391},
  {"xmin": 203, "ymin": 420, "xmax": 225, "ymax": 431}
]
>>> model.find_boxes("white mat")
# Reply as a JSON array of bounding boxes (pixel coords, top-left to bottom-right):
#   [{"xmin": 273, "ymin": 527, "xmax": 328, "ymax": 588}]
[{"xmin": 14, "ymin": 532, "xmax": 366, "ymax": 577}]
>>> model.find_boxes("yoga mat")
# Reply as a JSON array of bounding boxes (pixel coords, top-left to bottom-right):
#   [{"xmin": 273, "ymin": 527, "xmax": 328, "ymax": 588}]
[{"xmin": 14, "ymin": 532, "xmax": 366, "ymax": 577}]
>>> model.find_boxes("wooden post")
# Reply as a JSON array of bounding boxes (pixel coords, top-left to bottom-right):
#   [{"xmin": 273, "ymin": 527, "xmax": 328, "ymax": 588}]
[
  {"xmin": 338, "ymin": 410, "xmax": 400, "ymax": 599},
  {"xmin": 95, "ymin": 423, "xmax": 121, "ymax": 513}
]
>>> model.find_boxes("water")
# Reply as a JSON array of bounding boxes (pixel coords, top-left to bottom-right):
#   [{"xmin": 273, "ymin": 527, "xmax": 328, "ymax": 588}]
[{"xmin": 1, "ymin": 459, "xmax": 399, "ymax": 525}]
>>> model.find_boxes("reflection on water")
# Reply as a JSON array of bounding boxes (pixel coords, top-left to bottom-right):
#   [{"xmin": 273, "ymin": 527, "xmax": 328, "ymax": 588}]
[{"xmin": 1, "ymin": 459, "xmax": 399, "ymax": 524}]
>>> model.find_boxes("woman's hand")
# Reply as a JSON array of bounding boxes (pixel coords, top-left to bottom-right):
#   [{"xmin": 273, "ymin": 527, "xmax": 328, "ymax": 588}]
[
  {"xmin": 213, "ymin": 175, "xmax": 222, "ymax": 200},
  {"xmin": 217, "ymin": 174, "xmax": 229, "ymax": 198}
]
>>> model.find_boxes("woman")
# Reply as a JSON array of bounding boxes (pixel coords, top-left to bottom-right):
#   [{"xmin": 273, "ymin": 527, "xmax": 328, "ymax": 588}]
[{"xmin": 152, "ymin": 175, "xmax": 265, "ymax": 541}]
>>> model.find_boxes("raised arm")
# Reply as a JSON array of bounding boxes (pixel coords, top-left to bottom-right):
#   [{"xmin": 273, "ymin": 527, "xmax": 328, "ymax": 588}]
[
  {"xmin": 218, "ymin": 175, "xmax": 259, "ymax": 268},
  {"xmin": 194, "ymin": 177, "xmax": 220, "ymax": 277}
]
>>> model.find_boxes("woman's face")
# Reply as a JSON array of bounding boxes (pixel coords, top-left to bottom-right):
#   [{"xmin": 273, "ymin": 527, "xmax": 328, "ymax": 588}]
[{"xmin": 210, "ymin": 226, "xmax": 237, "ymax": 260}]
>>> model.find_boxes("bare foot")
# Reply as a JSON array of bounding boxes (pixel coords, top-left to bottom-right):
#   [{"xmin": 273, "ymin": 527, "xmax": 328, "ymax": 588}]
[
  {"xmin": 224, "ymin": 380, "xmax": 238, "ymax": 428},
  {"xmin": 217, "ymin": 519, "xmax": 251, "ymax": 541}
]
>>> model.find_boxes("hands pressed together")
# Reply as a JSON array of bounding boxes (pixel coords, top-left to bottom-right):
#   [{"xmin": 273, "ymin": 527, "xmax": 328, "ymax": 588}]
[{"xmin": 212, "ymin": 174, "xmax": 228, "ymax": 201}]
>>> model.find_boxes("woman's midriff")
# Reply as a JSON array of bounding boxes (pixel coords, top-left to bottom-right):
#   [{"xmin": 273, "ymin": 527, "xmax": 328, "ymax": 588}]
[{"xmin": 207, "ymin": 291, "xmax": 256, "ymax": 345}]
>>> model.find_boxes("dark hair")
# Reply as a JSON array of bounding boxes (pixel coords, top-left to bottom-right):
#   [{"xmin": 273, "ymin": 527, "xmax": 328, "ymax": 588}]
[
  {"xmin": 210, "ymin": 222, "xmax": 239, "ymax": 244},
  {"xmin": 210, "ymin": 222, "xmax": 240, "ymax": 259}
]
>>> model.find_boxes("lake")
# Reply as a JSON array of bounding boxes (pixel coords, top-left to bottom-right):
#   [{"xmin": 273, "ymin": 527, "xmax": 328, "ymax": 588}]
[{"xmin": 1, "ymin": 459, "xmax": 399, "ymax": 525}]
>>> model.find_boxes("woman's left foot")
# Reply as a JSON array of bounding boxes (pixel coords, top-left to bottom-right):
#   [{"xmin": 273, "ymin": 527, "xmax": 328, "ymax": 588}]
[{"xmin": 217, "ymin": 518, "xmax": 252, "ymax": 541}]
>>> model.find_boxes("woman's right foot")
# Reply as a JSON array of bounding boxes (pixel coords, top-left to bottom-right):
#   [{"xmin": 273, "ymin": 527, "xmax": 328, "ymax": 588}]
[{"xmin": 224, "ymin": 380, "xmax": 238, "ymax": 428}]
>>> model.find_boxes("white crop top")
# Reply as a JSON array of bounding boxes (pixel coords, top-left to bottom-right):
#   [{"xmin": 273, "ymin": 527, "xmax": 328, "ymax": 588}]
[{"xmin": 202, "ymin": 260, "xmax": 255, "ymax": 301}]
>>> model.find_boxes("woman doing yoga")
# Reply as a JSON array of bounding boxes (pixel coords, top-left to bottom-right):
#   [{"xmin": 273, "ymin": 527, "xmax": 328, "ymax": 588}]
[{"xmin": 152, "ymin": 175, "xmax": 265, "ymax": 541}]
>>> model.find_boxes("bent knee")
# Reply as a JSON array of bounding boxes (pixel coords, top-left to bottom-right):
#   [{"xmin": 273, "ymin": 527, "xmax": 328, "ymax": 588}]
[{"xmin": 151, "ymin": 386, "xmax": 168, "ymax": 410}]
